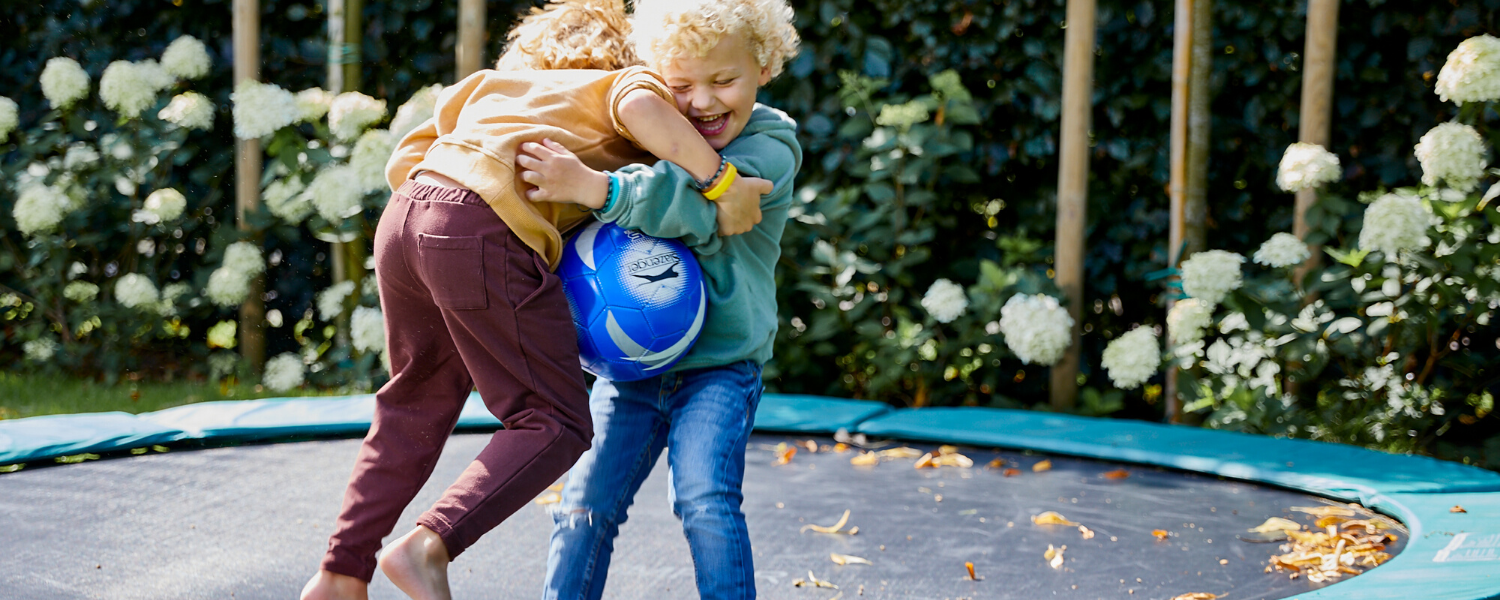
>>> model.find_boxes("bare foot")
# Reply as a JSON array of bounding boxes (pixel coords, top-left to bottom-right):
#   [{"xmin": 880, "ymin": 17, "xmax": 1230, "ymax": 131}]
[
  {"xmin": 300, "ymin": 569, "xmax": 368, "ymax": 600},
  {"xmin": 378, "ymin": 526, "xmax": 452, "ymax": 600}
]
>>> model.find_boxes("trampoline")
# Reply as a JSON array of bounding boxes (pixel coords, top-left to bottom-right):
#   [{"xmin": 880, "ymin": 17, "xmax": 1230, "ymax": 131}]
[{"xmin": 1, "ymin": 394, "xmax": 1498, "ymax": 600}]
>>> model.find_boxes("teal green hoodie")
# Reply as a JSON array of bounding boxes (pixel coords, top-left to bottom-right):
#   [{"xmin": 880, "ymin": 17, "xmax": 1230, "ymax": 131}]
[{"xmin": 598, "ymin": 104, "xmax": 802, "ymax": 371}]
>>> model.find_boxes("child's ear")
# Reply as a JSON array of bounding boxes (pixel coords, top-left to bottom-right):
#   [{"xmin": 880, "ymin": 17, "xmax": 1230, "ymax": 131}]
[{"xmin": 757, "ymin": 65, "xmax": 772, "ymax": 86}]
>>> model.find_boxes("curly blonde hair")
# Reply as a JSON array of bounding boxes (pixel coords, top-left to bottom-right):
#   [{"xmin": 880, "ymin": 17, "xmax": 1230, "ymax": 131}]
[
  {"xmin": 494, "ymin": 0, "xmax": 641, "ymax": 71},
  {"xmin": 629, "ymin": 0, "xmax": 800, "ymax": 79}
]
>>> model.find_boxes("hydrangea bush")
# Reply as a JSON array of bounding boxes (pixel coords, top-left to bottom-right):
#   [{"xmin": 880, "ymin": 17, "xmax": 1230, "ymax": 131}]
[
  {"xmin": 1104, "ymin": 36, "xmax": 1500, "ymax": 465},
  {"xmin": 0, "ymin": 36, "xmax": 432, "ymax": 393}
]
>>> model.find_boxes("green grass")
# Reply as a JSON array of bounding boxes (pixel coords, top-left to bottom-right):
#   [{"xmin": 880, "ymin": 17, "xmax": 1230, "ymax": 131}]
[{"xmin": 0, "ymin": 372, "xmax": 337, "ymax": 420}]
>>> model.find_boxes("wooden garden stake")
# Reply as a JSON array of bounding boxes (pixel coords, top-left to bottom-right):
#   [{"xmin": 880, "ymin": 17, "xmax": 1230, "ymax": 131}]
[
  {"xmin": 458, "ymin": 0, "xmax": 487, "ymax": 78},
  {"xmin": 234, "ymin": 0, "xmax": 266, "ymax": 372},
  {"xmin": 1050, "ymin": 0, "xmax": 1098, "ymax": 410},
  {"xmin": 1164, "ymin": 0, "xmax": 1213, "ymax": 422},
  {"xmin": 1294, "ymin": 0, "xmax": 1339, "ymax": 282}
]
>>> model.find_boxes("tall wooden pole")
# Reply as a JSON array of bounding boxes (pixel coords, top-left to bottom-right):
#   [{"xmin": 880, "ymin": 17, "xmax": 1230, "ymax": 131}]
[
  {"xmin": 1049, "ymin": 0, "xmax": 1098, "ymax": 410},
  {"xmin": 327, "ymin": 0, "xmax": 367, "ymax": 347},
  {"xmin": 234, "ymin": 0, "xmax": 266, "ymax": 371},
  {"xmin": 1294, "ymin": 0, "xmax": 1339, "ymax": 277},
  {"xmin": 1164, "ymin": 0, "xmax": 1198, "ymax": 422},
  {"xmin": 457, "ymin": 0, "xmax": 487, "ymax": 77}
]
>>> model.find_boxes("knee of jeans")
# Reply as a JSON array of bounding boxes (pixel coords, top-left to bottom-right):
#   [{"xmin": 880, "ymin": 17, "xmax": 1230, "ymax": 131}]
[
  {"xmin": 671, "ymin": 490, "xmax": 739, "ymax": 521},
  {"xmin": 548, "ymin": 501, "xmax": 619, "ymax": 530}
]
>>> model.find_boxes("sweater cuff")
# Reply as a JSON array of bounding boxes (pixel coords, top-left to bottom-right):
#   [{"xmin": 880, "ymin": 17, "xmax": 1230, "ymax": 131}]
[{"xmin": 598, "ymin": 172, "xmax": 620, "ymax": 214}]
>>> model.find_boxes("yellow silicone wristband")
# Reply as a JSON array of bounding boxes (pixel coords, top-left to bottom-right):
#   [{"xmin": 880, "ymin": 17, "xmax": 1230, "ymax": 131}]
[{"xmin": 702, "ymin": 162, "xmax": 738, "ymax": 201}]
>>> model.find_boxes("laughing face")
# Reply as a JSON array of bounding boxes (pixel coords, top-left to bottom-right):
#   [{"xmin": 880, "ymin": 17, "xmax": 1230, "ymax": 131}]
[{"xmin": 658, "ymin": 32, "xmax": 772, "ymax": 151}]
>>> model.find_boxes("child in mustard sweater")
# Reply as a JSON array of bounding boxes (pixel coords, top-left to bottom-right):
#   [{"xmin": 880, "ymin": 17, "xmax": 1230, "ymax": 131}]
[{"xmin": 300, "ymin": 2, "xmax": 772, "ymax": 599}]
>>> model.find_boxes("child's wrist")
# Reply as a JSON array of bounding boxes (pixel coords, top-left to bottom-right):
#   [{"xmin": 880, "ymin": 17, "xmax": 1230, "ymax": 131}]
[{"xmin": 591, "ymin": 171, "xmax": 618, "ymax": 211}]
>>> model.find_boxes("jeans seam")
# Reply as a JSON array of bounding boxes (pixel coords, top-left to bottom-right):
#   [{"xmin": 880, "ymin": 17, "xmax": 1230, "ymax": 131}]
[{"xmin": 575, "ymin": 418, "xmax": 665, "ymax": 599}]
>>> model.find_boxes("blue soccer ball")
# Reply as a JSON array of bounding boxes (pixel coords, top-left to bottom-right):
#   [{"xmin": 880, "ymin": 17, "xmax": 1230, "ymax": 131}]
[{"xmin": 557, "ymin": 220, "xmax": 706, "ymax": 381}]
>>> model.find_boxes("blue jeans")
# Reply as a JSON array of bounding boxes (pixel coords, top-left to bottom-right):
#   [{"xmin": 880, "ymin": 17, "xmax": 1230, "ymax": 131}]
[{"xmin": 541, "ymin": 360, "xmax": 764, "ymax": 600}]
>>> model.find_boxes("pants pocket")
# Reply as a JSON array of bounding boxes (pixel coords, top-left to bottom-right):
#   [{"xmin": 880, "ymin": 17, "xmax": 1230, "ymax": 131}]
[{"xmin": 417, "ymin": 233, "xmax": 488, "ymax": 310}]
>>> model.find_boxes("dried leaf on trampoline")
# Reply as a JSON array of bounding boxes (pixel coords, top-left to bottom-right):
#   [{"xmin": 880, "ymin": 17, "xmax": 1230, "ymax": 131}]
[
  {"xmin": 1032, "ymin": 460, "xmax": 1053, "ymax": 472},
  {"xmin": 849, "ymin": 451, "xmax": 880, "ymax": 467},
  {"xmin": 830, "ymin": 553, "xmax": 871, "ymax": 566},
  {"xmin": 1045, "ymin": 544, "xmax": 1066, "ymax": 569},
  {"xmin": 1290, "ymin": 505, "xmax": 1357, "ymax": 517},
  {"xmin": 1002, "ymin": 467, "xmax": 1021, "ymax": 477},
  {"xmin": 965, "ymin": 561, "xmax": 982, "ymax": 580},
  {"xmin": 533, "ymin": 492, "xmax": 561, "ymax": 505},
  {"xmin": 1032, "ymin": 511, "xmax": 1080, "ymax": 526},
  {"xmin": 986, "ymin": 458, "xmax": 1006, "ymax": 468},
  {"xmin": 1267, "ymin": 516, "xmax": 1395, "ymax": 583},
  {"xmin": 774, "ymin": 444, "xmax": 797, "ymax": 465},
  {"xmin": 792, "ymin": 570, "xmax": 838, "ymax": 589},
  {"xmin": 1152, "ymin": 529, "xmax": 1171, "ymax": 541},
  {"xmin": 1101, "ymin": 468, "xmax": 1130, "ymax": 479},
  {"xmin": 1451, "ymin": 505, "xmax": 1468, "ymax": 513},
  {"xmin": 879, "ymin": 447, "xmax": 925, "ymax": 459},
  {"xmin": 547, "ymin": 482, "xmax": 564, "ymax": 492},
  {"xmin": 1079, "ymin": 525, "xmax": 1095, "ymax": 539},
  {"xmin": 1170, "ymin": 594, "xmax": 1217, "ymax": 600},
  {"xmin": 802, "ymin": 509, "xmax": 853, "ymax": 534},
  {"xmin": 1247, "ymin": 517, "xmax": 1302, "ymax": 533}
]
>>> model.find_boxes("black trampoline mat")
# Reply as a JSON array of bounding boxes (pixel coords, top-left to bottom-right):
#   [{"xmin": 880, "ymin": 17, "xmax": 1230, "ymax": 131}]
[{"xmin": 0, "ymin": 433, "xmax": 1406, "ymax": 600}]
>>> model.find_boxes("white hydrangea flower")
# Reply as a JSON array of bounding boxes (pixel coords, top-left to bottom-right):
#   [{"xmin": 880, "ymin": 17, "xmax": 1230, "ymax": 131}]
[
  {"xmin": 1180, "ymin": 250, "xmax": 1245, "ymax": 307},
  {"xmin": 350, "ymin": 129, "xmax": 395, "ymax": 193},
  {"xmin": 264, "ymin": 177, "xmax": 312, "ymax": 224},
  {"xmin": 99, "ymin": 60, "xmax": 171, "ymax": 118},
  {"xmin": 997, "ymin": 293, "xmax": 1074, "ymax": 365},
  {"xmin": 1436, "ymin": 34, "xmax": 1500, "ymax": 105},
  {"xmin": 133, "ymin": 188, "xmax": 187, "ymax": 225},
  {"xmin": 304, "ymin": 165, "xmax": 364, "ymax": 223},
  {"xmin": 64, "ymin": 281, "xmax": 99, "ymax": 303},
  {"xmin": 1101, "ymin": 327, "xmax": 1161, "ymax": 390},
  {"xmin": 24, "ymin": 338, "xmax": 59, "ymax": 363},
  {"xmin": 232, "ymin": 80, "xmax": 298, "ymax": 139},
  {"xmin": 294, "ymin": 88, "xmax": 335, "ymax": 123},
  {"xmin": 351, "ymin": 305, "xmax": 386, "ymax": 353},
  {"xmin": 158, "ymin": 92, "xmax": 215, "ymax": 130},
  {"xmin": 1415, "ymin": 122, "xmax": 1487, "ymax": 193},
  {"xmin": 63, "ymin": 143, "xmax": 101, "ymax": 171},
  {"xmin": 317, "ymin": 281, "xmax": 356, "ymax": 320},
  {"xmin": 1359, "ymin": 193, "xmax": 1431, "ymax": 258},
  {"xmin": 1167, "ymin": 298, "xmax": 1213, "ymax": 345},
  {"xmin": 0, "ymin": 96, "xmax": 17, "ymax": 143},
  {"xmin": 263, "ymin": 352, "xmax": 306, "ymax": 392},
  {"xmin": 1275, "ymin": 142, "xmax": 1341, "ymax": 192},
  {"xmin": 223, "ymin": 241, "xmax": 266, "ymax": 276},
  {"xmin": 161, "ymin": 282, "xmax": 191, "ymax": 303},
  {"xmin": 389, "ymin": 84, "xmax": 443, "ymax": 140},
  {"xmin": 161, "ymin": 35, "xmax": 211, "ymax": 80},
  {"xmin": 114, "ymin": 273, "xmax": 160, "ymax": 309},
  {"xmin": 13, "ymin": 183, "xmax": 69, "ymax": 236},
  {"xmin": 1253, "ymin": 232, "xmax": 1312, "ymax": 268},
  {"xmin": 205, "ymin": 267, "xmax": 250, "ymax": 307},
  {"xmin": 206, "ymin": 320, "xmax": 237, "ymax": 349},
  {"xmin": 328, "ymin": 92, "xmax": 387, "ymax": 141},
  {"xmin": 40, "ymin": 57, "xmax": 90, "ymax": 110},
  {"xmin": 920, "ymin": 278, "xmax": 968, "ymax": 323}
]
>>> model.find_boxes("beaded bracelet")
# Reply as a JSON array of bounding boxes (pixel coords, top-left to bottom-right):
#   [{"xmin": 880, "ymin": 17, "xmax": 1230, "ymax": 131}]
[{"xmin": 695, "ymin": 155, "xmax": 730, "ymax": 191}]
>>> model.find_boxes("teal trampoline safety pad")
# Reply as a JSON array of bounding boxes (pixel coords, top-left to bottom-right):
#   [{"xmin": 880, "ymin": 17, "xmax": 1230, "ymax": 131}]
[
  {"xmin": 1287, "ymin": 492, "xmax": 1500, "ymax": 600},
  {"xmin": 854, "ymin": 407, "xmax": 1500, "ymax": 502},
  {"xmin": 752, "ymin": 394, "xmax": 891, "ymax": 433},
  {"xmin": 0, "ymin": 412, "xmax": 184, "ymax": 465},
  {"xmin": 142, "ymin": 394, "xmax": 380, "ymax": 440}
]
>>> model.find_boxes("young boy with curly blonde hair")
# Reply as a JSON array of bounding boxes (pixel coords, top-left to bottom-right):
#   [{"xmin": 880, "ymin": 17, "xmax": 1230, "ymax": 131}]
[
  {"xmin": 519, "ymin": 1, "xmax": 802, "ymax": 598},
  {"xmin": 300, "ymin": 2, "xmax": 772, "ymax": 599}
]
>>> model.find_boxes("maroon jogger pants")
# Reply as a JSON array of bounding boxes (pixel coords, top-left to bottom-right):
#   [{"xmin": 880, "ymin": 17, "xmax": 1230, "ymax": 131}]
[{"xmin": 320, "ymin": 181, "xmax": 592, "ymax": 581}]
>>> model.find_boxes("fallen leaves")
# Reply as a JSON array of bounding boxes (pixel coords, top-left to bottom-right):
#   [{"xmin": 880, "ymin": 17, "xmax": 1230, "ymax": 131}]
[
  {"xmin": 849, "ymin": 452, "xmax": 880, "ymax": 467},
  {"xmin": 915, "ymin": 447, "xmax": 974, "ymax": 469},
  {"xmin": 1452, "ymin": 505, "xmax": 1468, "ymax": 513},
  {"xmin": 1248, "ymin": 517, "xmax": 1302, "ymax": 533},
  {"xmin": 1031, "ymin": 511, "xmax": 1080, "ymax": 526},
  {"xmin": 1266, "ymin": 511, "xmax": 1396, "ymax": 584},
  {"xmin": 534, "ymin": 492, "xmax": 561, "ymax": 505},
  {"xmin": 1170, "ymin": 594, "xmax": 1217, "ymax": 600},
  {"xmin": 1045, "ymin": 544, "xmax": 1067, "ymax": 569},
  {"xmin": 792, "ymin": 571, "xmax": 838, "ymax": 589},
  {"xmin": 879, "ymin": 447, "xmax": 926, "ymax": 459},
  {"xmin": 830, "ymin": 553, "xmax": 871, "ymax": 566},
  {"xmin": 965, "ymin": 561, "xmax": 982, "ymax": 581},
  {"xmin": 1079, "ymin": 525, "xmax": 1095, "ymax": 540},
  {"xmin": 1002, "ymin": 468, "xmax": 1021, "ymax": 477},
  {"xmin": 1032, "ymin": 460, "xmax": 1053, "ymax": 472},
  {"xmin": 774, "ymin": 444, "xmax": 797, "ymax": 466},
  {"xmin": 1152, "ymin": 529, "xmax": 1171, "ymax": 541},
  {"xmin": 802, "ymin": 509, "xmax": 858, "ymax": 535},
  {"xmin": 1101, "ymin": 469, "xmax": 1130, "ymax": 480},
  {"xmin": 987, "ymin": 458, "xmax": 1007, "ymax": 469}
]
